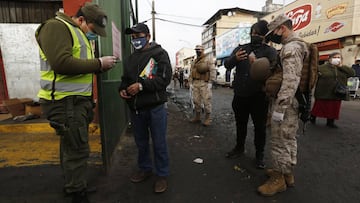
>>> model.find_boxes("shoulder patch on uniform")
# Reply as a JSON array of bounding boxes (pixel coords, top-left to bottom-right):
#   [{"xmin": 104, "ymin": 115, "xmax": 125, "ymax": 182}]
[
  {"xmin": 283, "ymin": 42, "xmax": 303, "ymax": 58},
  {"xmin": 282, "ymin": 46, "xmax": 294, "ymax": 58}
]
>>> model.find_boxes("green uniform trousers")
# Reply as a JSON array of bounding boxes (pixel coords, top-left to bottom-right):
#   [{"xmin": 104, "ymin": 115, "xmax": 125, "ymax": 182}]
[{"xmin": 40, "ymin": 96, "xmax": 94, "ymax": 193}]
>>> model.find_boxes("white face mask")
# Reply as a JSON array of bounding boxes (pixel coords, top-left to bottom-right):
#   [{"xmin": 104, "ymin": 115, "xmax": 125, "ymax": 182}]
[{"xmin": 330, "ymin": 58, "xmax": 341, "ymax": 66}]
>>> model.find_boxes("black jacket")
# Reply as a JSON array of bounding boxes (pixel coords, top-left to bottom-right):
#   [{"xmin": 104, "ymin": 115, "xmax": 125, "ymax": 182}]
[
  {"xmin": 119, "ymin": 42, "xmax": 172, "ymax": 111},
  {"xmin": 224, "ymin": 43, "xmax": 277, "ymax": 97}
]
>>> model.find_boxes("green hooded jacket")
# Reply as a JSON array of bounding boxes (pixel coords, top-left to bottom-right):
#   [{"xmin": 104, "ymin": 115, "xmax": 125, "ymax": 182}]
[
  {"xmin": 36, "ymin": 12, "xmax": 101, "ymax": 75},
  {"xmin": 314, "ymin": 63, "xmax": 355, "ymax": 100}
]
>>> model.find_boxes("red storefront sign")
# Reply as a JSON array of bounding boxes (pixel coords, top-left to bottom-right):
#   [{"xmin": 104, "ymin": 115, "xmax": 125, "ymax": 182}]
[
  {"xmin": 316, "ymin": 39, "xmax": 342, "ymax": 52},
  {"xmin": 286, "ymin": 4, "xmax": 312, "ymax": 31},
  {"xmin": 324, "ymin": 22, "xmax": 345, "ymax": 33}
]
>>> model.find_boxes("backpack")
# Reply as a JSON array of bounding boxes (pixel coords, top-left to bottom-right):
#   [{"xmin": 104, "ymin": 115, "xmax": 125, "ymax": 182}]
[
  {"xmin": 265, "ymin": 39, "xmax": 319, "ymax": 125},
  {"xmin": 299, "ymin": 41, "xmax": 319, "ymax": 93}
]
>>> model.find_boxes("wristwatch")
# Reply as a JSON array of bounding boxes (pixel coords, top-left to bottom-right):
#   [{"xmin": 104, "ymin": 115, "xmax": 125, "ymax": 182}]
[{"xmin": 138, "ymin": 83, "xmax": 143, "ymax": 91}]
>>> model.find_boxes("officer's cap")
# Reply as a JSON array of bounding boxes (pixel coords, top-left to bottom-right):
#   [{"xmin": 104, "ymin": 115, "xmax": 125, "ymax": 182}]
[
  {"xmin": 81, "ymin": 3, "xmax": 107, "ymax": 37},
  {"xmin": 125, "ymin": 23, "xmax": 150, "ymax": 35},
  {"xmin": 195, "ymin": 45, "xmax": 204, "ymax": 50},
  {"xmin": 266, "ymin": 14, "xmax": 291, "ymax": 37}
]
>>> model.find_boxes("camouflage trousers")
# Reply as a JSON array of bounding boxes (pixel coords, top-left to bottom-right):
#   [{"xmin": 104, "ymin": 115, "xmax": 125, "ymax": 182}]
[
  {"xmin": 269, "ymin": 101, "xmax": 299, "ymax": 174},
  {"xmin": 191, "ymin": 80, "xmax": 212, "ymax": 114},
  {"xmin": 40, "ymin": 96, "xmax": 94, "ymax": 193}
]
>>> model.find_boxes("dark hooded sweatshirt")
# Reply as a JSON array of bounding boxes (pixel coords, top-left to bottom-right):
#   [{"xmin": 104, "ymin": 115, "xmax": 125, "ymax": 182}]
[
  {"xmin": 119, "ymin": 42, "xmax": 172, "ymax": 111},
  {"xmin": 224, "ymin": 43, "xmax": 277, "ymax": 97}
]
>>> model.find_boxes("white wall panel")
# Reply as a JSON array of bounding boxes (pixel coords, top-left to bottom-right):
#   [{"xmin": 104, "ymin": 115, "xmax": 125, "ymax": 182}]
[{"xmin": 0, "ymin": 24, "xmax": 40, "ymax": 100}]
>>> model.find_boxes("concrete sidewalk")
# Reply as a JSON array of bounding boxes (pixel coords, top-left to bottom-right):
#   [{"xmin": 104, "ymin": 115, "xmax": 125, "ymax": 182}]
[
  {"xmin": 0, "ymin": 115, "xmax": 101, "ymax": 168},
  {"xmin": 0, "ymin": 114, "xmax": 100, "ymax": 134}
]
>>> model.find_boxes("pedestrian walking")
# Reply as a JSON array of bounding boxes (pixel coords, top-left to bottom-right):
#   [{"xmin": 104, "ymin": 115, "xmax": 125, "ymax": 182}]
[
  {"xmin": 351, "ymin": 57, "xmax": 360, "ymax": 80},
  {"xmin": 257, "ymin": 14, "xmax": 308, "ymax": 196},
  {"xmin": 119, "ymin": 22, "xmax": 172, "ymax": 193},
  {"xmin": 310, "ymin": 52, "xmax": 355, "ymax": 128},
  {"xmin": 179, "ymin": 68, "xmax": 184, "ymax": 88},
  {"xmin": 188, "ymin": 45, "xmax": 216, "ymax": 126},
  {"xmin": 173, "ymin": 69, "xmax": 179, "ymax": 88},
  {"xmin": 224, "ymin": 20, "xmax": 277, "ymax": 169},
  {"xmin": 36, "ymin": 3, "xmax": 116, "ymax": 203}
]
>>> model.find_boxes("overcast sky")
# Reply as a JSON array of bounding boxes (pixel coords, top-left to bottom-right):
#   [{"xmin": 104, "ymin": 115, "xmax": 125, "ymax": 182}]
[{"xmin": 137, "ymin": 0, "xmax": 295, "ymax": 65}]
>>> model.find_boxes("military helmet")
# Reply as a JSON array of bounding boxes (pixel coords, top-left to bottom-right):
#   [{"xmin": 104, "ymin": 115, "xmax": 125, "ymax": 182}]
[{"xmin": 250, "ymin": 57, "xmax": 271, "ymax": 81}]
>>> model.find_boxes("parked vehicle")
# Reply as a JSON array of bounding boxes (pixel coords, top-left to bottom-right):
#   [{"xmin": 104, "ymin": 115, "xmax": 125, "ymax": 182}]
[{"xmin": 215, "ymin": 65, "xmax": 235, "ymax": 87}]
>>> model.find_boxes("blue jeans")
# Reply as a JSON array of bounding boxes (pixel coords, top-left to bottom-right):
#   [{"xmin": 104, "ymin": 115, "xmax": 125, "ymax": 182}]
[{"xmin": 131, "ymin": 104, "xmax": 169, "ymax": 177}]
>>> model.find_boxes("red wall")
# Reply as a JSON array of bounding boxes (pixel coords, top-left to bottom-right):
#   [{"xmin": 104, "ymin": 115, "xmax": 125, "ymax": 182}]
[
  {"xmin": 0, "ymin": 49, "xmax": 9, "ymax": 101},
  {"xmin": 63, "ymin": 0, "xmax": 92, "ymax": 16}
]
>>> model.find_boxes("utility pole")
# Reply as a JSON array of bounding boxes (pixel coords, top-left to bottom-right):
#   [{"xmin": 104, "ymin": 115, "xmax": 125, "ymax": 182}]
[{"xmin": 151, "ymin": 0, "xmax": 156, "ymax": 41}]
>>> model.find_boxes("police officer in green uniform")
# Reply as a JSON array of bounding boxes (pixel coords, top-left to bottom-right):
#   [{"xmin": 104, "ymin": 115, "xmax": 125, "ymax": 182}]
[{"xmin": 35, "ymin": 3, "xmax": 115, "ymax": 203}]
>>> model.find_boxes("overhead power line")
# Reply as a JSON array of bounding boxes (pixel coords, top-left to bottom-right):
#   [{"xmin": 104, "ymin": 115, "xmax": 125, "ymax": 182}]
[
  {"xmin": 155, "ymin": 17, "xmax": 203, "ymax": 27},
  {"xmin": 155, "ymin": 18, "xmax": 242, "ymax": 29},
  {"xmin": 156, "ymin": 12, "xmax": 206, "ymax": 21}
]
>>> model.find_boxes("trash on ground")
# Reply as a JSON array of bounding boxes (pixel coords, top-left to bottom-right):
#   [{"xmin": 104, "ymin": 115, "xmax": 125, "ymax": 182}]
[
  {"xmin": 233, "ymin": 164, "xmax": 246, "ymax": 173},
  {"xmin": 13, "ymin": 114, "xmax": 40, "ymax": 122},
  {"xmin": 193, "ymin": 158, "xmax": 204, "ymax": 164}
]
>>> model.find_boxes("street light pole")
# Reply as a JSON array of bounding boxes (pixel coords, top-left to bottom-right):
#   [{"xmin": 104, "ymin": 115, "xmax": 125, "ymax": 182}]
[{"xmin": 151, "ymin": 0, "xmax": 156, "ymax": 41}]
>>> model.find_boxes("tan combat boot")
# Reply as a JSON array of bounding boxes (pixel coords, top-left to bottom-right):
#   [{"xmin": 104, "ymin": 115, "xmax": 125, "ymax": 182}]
[
  {"xmin": 202, "ymin": 113, "xmax": 212, "ymax": 126},
  {"xmin": 258, "ymin": 171, "xmax": 287, "ymax": 196},
  {"xmin": 265, "ymin": 168, "xmax": 295, "ymax": 187},
  {"xmin": 189, "ymin": 112, "xmax": 201, "ymax": 123}
]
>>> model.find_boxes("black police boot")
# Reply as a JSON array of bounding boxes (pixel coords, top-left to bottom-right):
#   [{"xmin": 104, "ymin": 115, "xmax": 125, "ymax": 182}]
[{"xmin": 72, "ymin": 190, "xmax": 90, "ymax": 203}]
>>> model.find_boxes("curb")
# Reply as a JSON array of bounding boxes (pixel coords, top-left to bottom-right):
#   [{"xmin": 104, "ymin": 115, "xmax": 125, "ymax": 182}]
[{"xmin": 0, "ymin": 122, "xmax": 101, "ymax": 135}]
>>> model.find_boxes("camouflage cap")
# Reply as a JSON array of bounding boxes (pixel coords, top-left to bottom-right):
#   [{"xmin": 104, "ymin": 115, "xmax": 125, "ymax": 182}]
[
  {"xmin": 81, "ymin": 2, "xmax": 107, "ymax": 37},
  {"xmin": 266, "ymin": 14, "xmax": 291, "ymax": 37},
  {"xmin": 195, "ymin": 45, "xmax": 204, "ymax": 50}
]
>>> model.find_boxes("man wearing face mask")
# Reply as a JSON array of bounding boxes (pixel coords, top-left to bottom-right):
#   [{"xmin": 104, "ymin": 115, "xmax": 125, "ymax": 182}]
[
  {"xmin": 188, "ymin": 45, "xmax": 216, "ymax": 126},
  {"xmin": 224, "ymin": 20, "xmax": 277, "ymax": 169},
  {"xmin": 257, "ymin": 14, "xmax": 308, "ymax": 196},
  {"xmin": 119, "ymin": 23, "xmax": 172, "ymax": 193},
  {"xmin": 35, "ymin": 3, "xmax": 115, "ymax": 203}
]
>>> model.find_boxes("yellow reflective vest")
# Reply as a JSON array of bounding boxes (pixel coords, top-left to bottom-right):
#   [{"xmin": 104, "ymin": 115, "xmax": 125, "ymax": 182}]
[{"xmin": 37, "ymin": 16, "xmax": 94, "ymax": 101}]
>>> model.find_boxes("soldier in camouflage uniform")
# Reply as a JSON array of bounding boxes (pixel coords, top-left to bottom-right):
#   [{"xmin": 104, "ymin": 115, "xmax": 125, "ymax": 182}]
[
  {"xmin": 188, "ymin": 45, "xmax": 216, "ymax": 126},
  {"xmin": 258, "ymin": 14, "xmax": 308, "ymax": 196}
]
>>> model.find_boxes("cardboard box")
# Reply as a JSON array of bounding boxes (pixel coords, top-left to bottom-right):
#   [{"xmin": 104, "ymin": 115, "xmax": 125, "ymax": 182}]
[
  {"xmin": 19, "ymin": 98, "xmax": 34, "ymax": 106},
  {"xmin": 25, "ymin": 104, "xmax": 42, "ymax": 116},
  {"xmin": 2, "ymin": 98, "xmax": 35, "ymax": 117},
  {"xmin": 3, "ymin": 98, "xmax": 25, "ymax": 117},
  {"xmin": 0, "ymin": 101, "xmax": 9, "ymax": 113}
]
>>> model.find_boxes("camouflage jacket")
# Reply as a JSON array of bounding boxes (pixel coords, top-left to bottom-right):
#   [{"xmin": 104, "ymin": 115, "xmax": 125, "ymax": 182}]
[
  {"xmin": 276, "ymin": 32, "xmax": 307, "ymax": 110},
  {"xmin": 189, "ymin": 54, "xmax": 216, "ymax": 83}
]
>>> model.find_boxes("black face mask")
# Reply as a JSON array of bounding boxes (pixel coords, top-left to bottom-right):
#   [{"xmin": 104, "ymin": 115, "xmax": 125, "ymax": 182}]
[
  {"xmin": 196, "ymin": 51, "xmax": 202, "ymax": 57},
  {"xmin": 250, "ymin": 35, "xmax": 263, "ymax": 45},
  {"xmin": 270, "ymin": 34, "xmax": 282, "ymax": 44}
]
